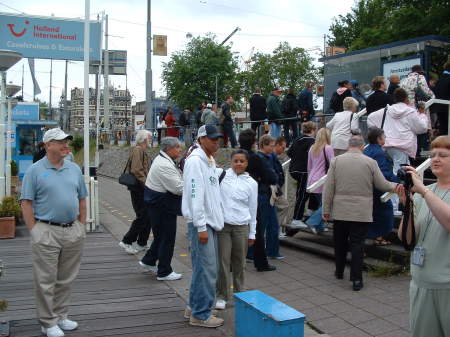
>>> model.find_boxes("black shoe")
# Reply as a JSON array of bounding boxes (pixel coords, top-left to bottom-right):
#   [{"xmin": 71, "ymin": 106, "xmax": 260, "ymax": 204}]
[
  {"xmin": 256, "ymin": 265, "xmax": 276, "ymax": 272},
  {"xmin": 334, "ymin": 271, "xmax": 343, "ymax": 280},
  {"xmin": 352, "ymin": 280, "xmax": 363, "ymax": 291}
]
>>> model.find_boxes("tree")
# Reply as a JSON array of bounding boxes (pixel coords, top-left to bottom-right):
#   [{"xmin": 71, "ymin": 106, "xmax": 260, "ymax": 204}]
[
  {"xmin": 162, "ymin": 35, "xmax": 239, "ymax": 110},
  {"xmin": 246, "ymin": 42, "xmax": 319, "ymax": 97},
  {"xmin": 328, "ymin": 0, "xmax": 450, "ymax": 51}
]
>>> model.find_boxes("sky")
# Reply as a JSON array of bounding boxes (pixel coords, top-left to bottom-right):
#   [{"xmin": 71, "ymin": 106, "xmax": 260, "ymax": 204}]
[{"xmin": 4, "ymin": 0, "xmax": 354, "ymax": 107}]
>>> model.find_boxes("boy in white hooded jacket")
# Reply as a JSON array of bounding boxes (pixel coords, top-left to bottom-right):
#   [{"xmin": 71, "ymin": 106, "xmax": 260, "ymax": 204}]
[{"xmin": 182, "ymin": 125, "xmax": 225, "ymax": 328}]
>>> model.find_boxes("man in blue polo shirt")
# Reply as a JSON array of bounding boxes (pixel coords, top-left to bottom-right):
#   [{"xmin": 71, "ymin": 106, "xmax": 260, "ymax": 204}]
[{"xmin": 21, "ymin": 128, "xmax": 87, "ymax": 337}]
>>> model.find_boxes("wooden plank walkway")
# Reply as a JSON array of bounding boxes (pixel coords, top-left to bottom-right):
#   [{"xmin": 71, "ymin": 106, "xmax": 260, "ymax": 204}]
[{"xmin": 0, "ymin": 231, "xmax": 224, "ymax": 337}]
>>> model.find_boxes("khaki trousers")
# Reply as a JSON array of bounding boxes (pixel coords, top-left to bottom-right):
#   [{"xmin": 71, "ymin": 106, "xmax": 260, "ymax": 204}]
[
  {"xmin": 275, "ymin": 195, "xmax": 290, "ymax": 227},
  {"xmin": 216, "ymin": 224, "xmax": 249, "ymax": 301},
  {"xmin": 410, "ymin": 280, "xmax": 450, "ymax": 337},
  {"xmin": 30, "ymin": 220, "xmax": 85, "ymax": 328}
]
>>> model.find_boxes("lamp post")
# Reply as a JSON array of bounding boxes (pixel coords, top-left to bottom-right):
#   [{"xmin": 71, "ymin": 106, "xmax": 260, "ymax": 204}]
[
  {"xmin": 6, "ymin": 84, "xmax": 20, "ymax": 196},
  {"xmin": 0, "ymin": 50, "xmax": 22, "ymax": 200}
]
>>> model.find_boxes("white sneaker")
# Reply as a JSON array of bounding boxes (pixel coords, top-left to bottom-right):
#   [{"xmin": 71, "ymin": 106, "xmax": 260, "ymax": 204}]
[
  {"xmin": 139, "ymin": 261, "xmax": 157, "ymax": 273},
  {"xmin": 184, "ymin": 306, "xmax": 219, "ymax": 319},
  {"xmin": 394, "ymin": 210, "xmax": 403, "ymax": 217},
  {"xmin": 41, "ymin": 325, "xmax": 65, "ymax": 337},
  {"xmin": 279, "ymin": 232, "xmax": 287, "ymax": 239},
  {"xmin": 304, "ymin": 209, "xmax": 313, "ymax": 217},
  {"xmin": 57, "ymin": 319, "xmax": 78, "ymax": 331},
  {"xmin": 310, "ymin": 227, "xmax": 318, "ymax": 235},
  {"xmin": 157, "ymin": 271, "xmax": 182, "ymax": 281},
  {"xmin": 134, "ymin": 244, "xmax": 149, "ymax": 252},
  {"xmin": 322, "ymin": 227, "xmax": 330, "ymax": 232},
  {"xmin": 289, "ymin": 220, "xmax": 308, "ymax": 229},
  {"xmin": 215, "ymin": 299, "xmax": 227, "ymax": 310},
  {"xmin": 119, "ymin": 241, "xmax": 138, "ymax": 254}
]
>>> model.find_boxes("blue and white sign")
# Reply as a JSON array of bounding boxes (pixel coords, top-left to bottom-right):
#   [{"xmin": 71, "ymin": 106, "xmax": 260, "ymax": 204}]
[
  {"xmin": 0, "ymin": 12, "xmax": 101, "ymax": 61},
  {"xmin": 12, "ymin": 102, "xmax": 39, "ymax": 121}
]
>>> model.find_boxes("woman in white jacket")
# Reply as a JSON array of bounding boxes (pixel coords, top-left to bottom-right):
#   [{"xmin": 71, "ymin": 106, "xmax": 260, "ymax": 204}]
[
  {"xmin": 326, "ymin": 97, "xmax": 360, "ymax": 156},
  {"xmin": 216, "ymin": 149, "xmax": 257, "ymax": 310}
]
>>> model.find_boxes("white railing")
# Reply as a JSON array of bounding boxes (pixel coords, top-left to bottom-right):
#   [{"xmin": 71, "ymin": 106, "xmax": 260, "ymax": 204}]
[
  {"xmin": 85, "ymin": 177, "xmax": 100, "ymax": 232},
  {"xmin": 303, "ymin": 98, "xmax": 450, "ymax": 196}
]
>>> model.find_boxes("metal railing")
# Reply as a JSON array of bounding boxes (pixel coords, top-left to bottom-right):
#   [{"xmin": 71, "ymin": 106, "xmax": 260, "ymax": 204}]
[{"xmin": 301, "ymin": 98, "xmax": 450, "ymax": 200}]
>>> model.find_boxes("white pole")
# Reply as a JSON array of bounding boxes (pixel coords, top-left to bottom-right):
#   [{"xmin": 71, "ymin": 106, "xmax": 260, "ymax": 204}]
[
  {"xmin": 84, "ymin": 0, "xmax": 91, "ymax": 230},
  {"xmin": 103, "ymin": 15, "xmax": 110, "ymax": 134},
  {"xmin": 6, "ymin": 98, "xmax": 12, "ymax": 196},
  {"xmin": 95, "ymin": 12, "xmax": 104, "ymax": 168},
  {"xmin": 0, "ymin": 71, "xmax": 6, "ymax": 200}
]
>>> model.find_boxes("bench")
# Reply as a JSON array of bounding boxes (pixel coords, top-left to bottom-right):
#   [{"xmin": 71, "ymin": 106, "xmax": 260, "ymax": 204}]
[{"xmin": 234, "ymin": 290, "xmax": 305, "ymax": 337}]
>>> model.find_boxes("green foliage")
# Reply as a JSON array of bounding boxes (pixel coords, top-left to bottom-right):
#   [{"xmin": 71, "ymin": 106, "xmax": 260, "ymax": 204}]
[
  {"xmin": 245, "ymin": 42, "xmax": 319, "ymax": 97},
  {"xmin": 10, "ymin": 160, "xmax": 18, "ymax": 176},
  {"xmin": 70, "ymin": 135, "xmax": 84, "ymax": 153},
  {"xmin": 162, "ymin": 34, "xmax": 239, "ymax": 110},
  {"xmin": 328, "ymin": 0, "xmax": 450, "ymax": 50},
  {"xmin": 0, "ymin": 196, "xmax": 21, "ymax": 218}
]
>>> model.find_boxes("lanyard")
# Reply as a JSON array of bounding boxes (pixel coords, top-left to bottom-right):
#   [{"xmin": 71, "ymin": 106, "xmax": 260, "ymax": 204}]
[{"xmin": 418, "ymin": 186, "xmax": 450, "ymax": 244}]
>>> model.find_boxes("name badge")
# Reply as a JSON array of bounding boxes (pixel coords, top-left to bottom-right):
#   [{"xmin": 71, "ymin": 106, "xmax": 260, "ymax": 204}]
[{"xmin": 412, "ymin": 246, "xmax": 426, "ymax": 267}]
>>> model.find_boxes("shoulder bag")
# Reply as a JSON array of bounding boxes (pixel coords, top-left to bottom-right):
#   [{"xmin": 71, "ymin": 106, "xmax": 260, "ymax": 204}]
[
  {"xmin": 118, "ymin": 148, "xmax": 144, "ymax": 188},
  {"xmin": 414, "ymin": 73, "xmax": 431, "ymax": 107}
]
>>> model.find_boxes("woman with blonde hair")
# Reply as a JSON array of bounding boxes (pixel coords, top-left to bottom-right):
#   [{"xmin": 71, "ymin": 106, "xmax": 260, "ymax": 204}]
[{"xmin": 306, "ymin": 128, "xmax": 334, "ymax": 234}]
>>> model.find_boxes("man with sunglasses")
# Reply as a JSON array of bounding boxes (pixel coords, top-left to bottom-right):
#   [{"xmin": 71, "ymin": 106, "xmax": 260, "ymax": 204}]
[{"xmin": 21, "ymin": 128, "xmax": 88, "ymax": 337}]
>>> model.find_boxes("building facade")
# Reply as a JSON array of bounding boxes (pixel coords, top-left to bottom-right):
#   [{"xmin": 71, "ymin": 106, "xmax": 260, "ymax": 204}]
[{"xmin": 68, "ymin": 86, "xmax": 133, "ymax": 131}]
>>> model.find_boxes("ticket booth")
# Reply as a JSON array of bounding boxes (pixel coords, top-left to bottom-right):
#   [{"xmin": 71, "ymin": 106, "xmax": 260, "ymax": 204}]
[{"xmin": 11, "ymin": 102, "xmax": 59, "ymax": 179}]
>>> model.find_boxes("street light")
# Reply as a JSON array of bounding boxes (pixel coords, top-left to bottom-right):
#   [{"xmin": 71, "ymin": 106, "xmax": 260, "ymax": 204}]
[
  {"xmin": 0, "ymin": 50, "xmax": 22, "ymax": 200},
  {"xmin": 6, "ymin": 84, "xmax": 20, "ymax": 196}
]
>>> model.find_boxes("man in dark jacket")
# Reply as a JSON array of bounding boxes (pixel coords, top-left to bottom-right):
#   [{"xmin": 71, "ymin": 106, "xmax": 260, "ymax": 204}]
[
  {"xmin": 434, "ymin": 61, "xmax": 450, "ymax": 135},
  {"xmin": 366, "ymin": 76, "xmax": 393, "ymax": 114},
  {"xmin": 282, "ymin": 89, "xmax": 299, "ymax": 146},
  {"xmin": 387, "ymin": 74, "xmax": 400, "ymax": 99},
  {"xmin": 221, "ymin": 96, "xmax": 237, "ymax": 148},
  {"xmin": 298, "ymin": 81, "xmax": 315, "ymax": 122},
  {"xmin": 287, "ymin": 121, "xmax": 317, "ymax": 228},
  {"xmin": 249, "ymin": 88, "xmax": 267, "ymax": 138},
  {"xmin": 267, "ymin": 88, "xmax": 283, "ymax": 138},
  {"xmin": 328, "ymin": 80, "xmax": 352, "ymax": 114},
  {"xmin": 239, "ymin": 129, "xmax": 277, "ymax": 272}
]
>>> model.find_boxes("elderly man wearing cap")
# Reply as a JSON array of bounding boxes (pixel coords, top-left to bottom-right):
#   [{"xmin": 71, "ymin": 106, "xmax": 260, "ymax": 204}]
[
  {"xmin": 182, "ymin": 125, "xmax": 225, "ymax": 328},
  {"xmin": 20, "ymin": 128, "xmax": 88, "ymax": 337},
  {"xmin": 267, "ymin": 88, "xmax": 284, "ymax": 138}
]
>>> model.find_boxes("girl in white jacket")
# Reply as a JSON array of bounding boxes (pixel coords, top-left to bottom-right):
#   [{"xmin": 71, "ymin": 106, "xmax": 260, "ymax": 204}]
[{"xmin": 216, "ymin": 150, "xmax": 257, "ymax": 310}]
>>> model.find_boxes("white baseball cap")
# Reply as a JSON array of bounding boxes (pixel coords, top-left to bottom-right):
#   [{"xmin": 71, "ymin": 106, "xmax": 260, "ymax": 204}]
[{"xmin": 43, "ymin": 128, "xmax": 73, "ymax": 143}]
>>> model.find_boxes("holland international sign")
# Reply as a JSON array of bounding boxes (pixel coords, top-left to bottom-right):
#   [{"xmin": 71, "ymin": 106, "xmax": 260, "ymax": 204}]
[{"xmin": 0, "ymin": 12, "xmax": 101, "ymax": 61}]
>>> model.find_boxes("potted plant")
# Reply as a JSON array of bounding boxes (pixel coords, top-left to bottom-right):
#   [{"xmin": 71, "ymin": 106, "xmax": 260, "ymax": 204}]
[
  {"xmin": 10, "ymin": 160, "xmax": 19, "ymax": 193},
  {"xmin": 0, "ymin": 197, "xmax": 21, "ymax": 239}
]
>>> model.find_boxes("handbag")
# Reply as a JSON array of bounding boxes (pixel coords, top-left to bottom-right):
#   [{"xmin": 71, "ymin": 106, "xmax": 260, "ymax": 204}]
[
  {"xmin": 118, "ymin": 149, "xmax": 144, "ymax": 188},
  {"xmin": 414, "ymin": 74, "xmax": 431, "ymax": 107}
]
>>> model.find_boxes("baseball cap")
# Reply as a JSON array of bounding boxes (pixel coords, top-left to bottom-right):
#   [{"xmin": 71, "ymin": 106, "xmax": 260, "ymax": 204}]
[
  {"xmin": 197, "ymin": 125, "xmax": 223, "ymax": 140},
  {"xmin": 43, "ymin": 128, "xmax": 73, "ymax": 143},
  {"xmin": 206, "ymin": 103, "xmax": 213, "ymax": 108}
]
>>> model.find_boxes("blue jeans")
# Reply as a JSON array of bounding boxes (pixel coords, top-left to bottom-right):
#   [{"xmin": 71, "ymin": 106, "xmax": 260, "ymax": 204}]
[
  {"xmin": 253, "ymin": 193, "xmax": 270, "ymax": 269},
  {"xmin": 306, "ymin": 194, "xmax": 325, "ymax": 231},
  {"xmin": 188, "ymin": 223, "xmax": 218, "ymax": 320},
  {"xmin": 270, "ymin": 123, "xmax": 281, "ymax": 138},
  {"xmin": 265, "ymin": 203, "xmax": 280, "ymax": 257},
  {"xmin": 222, "ymin": 121, "xmax": 237, "ymax": 148}
]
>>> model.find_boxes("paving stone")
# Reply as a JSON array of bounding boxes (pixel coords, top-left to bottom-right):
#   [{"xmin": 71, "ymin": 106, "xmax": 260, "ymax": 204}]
[
  {"xmin": 320, "ymin": 301, "xmax": 355, "ymax": 314},
  {"xmin": 305, "ymin": 294, "xmax": 339, "ymax": 306},
  {"xmin": 336, "ymin": 308, "xmax": 376, "ymax": 325},
  {"xmin": 301, "ymin": 306, "xmax": 334, "ymax": 321},
  {"xmin": 376, "ymin": 329, "xmax": 411, "ymax": 337},
  {"xmin": 357, "ymin": 318, "xmax": 400, "ymax": 335},
  {"xmin": 382, "ymin": 312, "xmax": 410, "ymax": 329},
  {"xmin": 331, "ymin": 327, "xmax": 372, "ymax": 337},
  {"xmin": 310, "ymin": 316, "xmax": 353, "ymax": 333}
]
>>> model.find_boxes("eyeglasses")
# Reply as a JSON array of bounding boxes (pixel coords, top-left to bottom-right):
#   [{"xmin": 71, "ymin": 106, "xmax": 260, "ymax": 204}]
[{"xmin": 429, "ymin": 152, "xmax": 450, "ymax": 159}]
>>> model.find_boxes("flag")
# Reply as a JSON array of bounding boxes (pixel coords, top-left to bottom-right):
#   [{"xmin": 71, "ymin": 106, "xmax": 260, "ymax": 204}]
[{"xmin": 28, "ymin": 58, "xmax": 41, "ymax": 97}]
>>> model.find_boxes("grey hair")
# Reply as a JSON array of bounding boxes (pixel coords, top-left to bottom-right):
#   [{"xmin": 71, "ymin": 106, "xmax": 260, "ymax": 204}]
[
  {"xmin": 348, "ymin": 135, "xmax": 365, "ymax": 148},
  {"xmin": 343, "ymin": 97, "xmax": 359, "ymax": 112},
  {"xmin": 135, "ymin": 130, "xmax": 150, "ymax": 144},
  {"xmin": 160, "ymin": 137, "xmax": 181, "ymax": 152}
]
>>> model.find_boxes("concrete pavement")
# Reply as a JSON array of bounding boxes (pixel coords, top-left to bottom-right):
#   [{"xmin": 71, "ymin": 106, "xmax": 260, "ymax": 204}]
[{"xmin": 99, "ymin": 176, "xmax": 411, "ymax": 337}]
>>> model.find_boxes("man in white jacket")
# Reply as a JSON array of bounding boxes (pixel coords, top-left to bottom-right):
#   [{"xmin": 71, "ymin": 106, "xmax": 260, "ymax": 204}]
[
  {"xmin": 139, "ymin": 137, "xmax": 183, "ymax": 281},
  {"xmin": 182, "ymin": 125, "xmax": 225, "ymax": 328}
]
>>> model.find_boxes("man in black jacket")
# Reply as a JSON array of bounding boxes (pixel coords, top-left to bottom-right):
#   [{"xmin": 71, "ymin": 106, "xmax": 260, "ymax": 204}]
[
  {"xmin": 287, "ymin": 121, "xmax": 317, "ymax": 228},
  {"xmin": 239, "ymin": 129, "xmax": 277, "ymax": 272},
  {"xmin": 221, "ymin": 96, "xmax": 237, "ymax": 148},
  {"xmin": 249, "ymin": 88, "xmax": 267, "ymax": 138},
  {"xmin": 387, "ymin": 74, "xmax": 400, "ymax": 99},
  {"xmin": 434, "ymin": 61, "xmax": 450, "ymax": 135},
  {"xmin": 366, "ymin": 76, "xmax": 393, "ymax": 114},
  {"xmin": 282, "ymin": 89, "xmax": 299, "ymax": 147}
]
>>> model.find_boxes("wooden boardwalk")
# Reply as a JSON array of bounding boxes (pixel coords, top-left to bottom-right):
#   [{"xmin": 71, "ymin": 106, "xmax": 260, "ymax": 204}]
[{"xmin": 0, "ymin": 230, "xmax": 224, "ymax": 337}]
